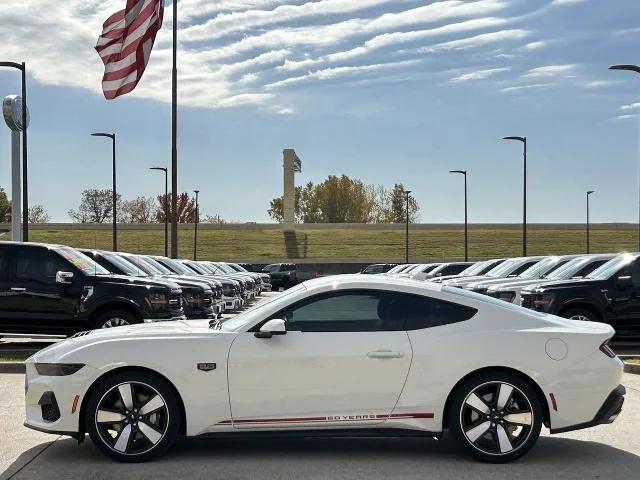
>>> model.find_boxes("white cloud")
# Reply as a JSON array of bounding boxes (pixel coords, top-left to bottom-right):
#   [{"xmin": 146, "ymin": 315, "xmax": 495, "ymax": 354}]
[
  {"xmin": 523, "ymin": 41, "xmax": 546, "ymax": 50},
  {"xmin": 551, "ymin": 0, "xmax": 587, "ymax": 5},
  {"xmin": 501, "ymin": 83, "xmax": 551, "ymax": 92},
  {"xmin": 266, "ymin": 59, "xmax": 422, "ymax": 88},
  {"xmin": 420, "ymin": 29, "xmax": 529, "ymax": 53},
  {"xmin": 616, "ymin": 114, "xmax": 640, "ymax": 121},
  {"xmin": 449, "ymin": 67, "xmax": 510, "ymax": 83},
  {"xmin": 621, "ymin": 102, "xmax": 640, "ymax": 111},
  {"xmin": 523, "ymin": 64, "xmax": 576, "ymax": 78}
]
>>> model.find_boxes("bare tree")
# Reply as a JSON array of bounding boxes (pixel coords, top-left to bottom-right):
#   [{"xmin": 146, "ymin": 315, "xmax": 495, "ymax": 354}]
[
  {"xmin": 28, "ymin": 205, "xmax": 51, "ymax": 223},
  {"xmin": 120, "ymin": 196, "xmax": 157, "ymax": 223},
  {"xmin": 69, "ymin": 189, "xmax": 120, "ymax": 223}
]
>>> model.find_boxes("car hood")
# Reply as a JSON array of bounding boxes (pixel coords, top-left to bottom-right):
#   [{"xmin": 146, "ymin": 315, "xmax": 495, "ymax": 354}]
[
  {"xmin": 488, "ymin": 278, "xmax": 558, "ymax": 291},
  {"xmin": 30, "ymin": 320, "xmax": 221, "ymax": 363},
  {"xmin": 468, "ymin": 277, "xmax": 537, "ymax": 290},
  {"xmin": 95, "ymin": 274, "xmax": 180, "ymax": 290},
  {"xmin": 521, "ymin": 278, "xmax": 605, "ymax": 293}
]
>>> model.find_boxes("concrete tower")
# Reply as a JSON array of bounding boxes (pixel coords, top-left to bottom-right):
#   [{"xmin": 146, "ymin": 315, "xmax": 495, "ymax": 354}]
[{"xmin": 282, "ymin": 149, "xmax": 302, "ymax": 231}]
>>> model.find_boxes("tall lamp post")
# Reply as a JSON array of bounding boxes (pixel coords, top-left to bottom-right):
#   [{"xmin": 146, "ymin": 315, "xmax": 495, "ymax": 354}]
[
  {"xmin": 404, "ymin": 190, "xmax": 412, "ymax": 263},
  {"xmin": 193, "ymin": 190, "xmax": 200, "ymax": 261},
  {"xmin": 91, "ymin": 132, "xmax": 117, "ymax": 251},
  {"xmin": 0, "ymin": 61, "xmax": 29, "ymax": 241},
  {"xmin": 503, "ymin": 136, "xmax": 528, "ymax": 256},
  {"xmin": 450, "ymin": 170, "xmax": 468, "ymax": 261},
  {"xmin": 586, "ymin": 190, "xmax": 595, "ymax": 254},
  {"xmin": 150, "ymin": 167, "xmax": 168, "ymax": 257},
  {"xmin": 609, "ymin": 64, "xmax": 640, "ymax": 251}
]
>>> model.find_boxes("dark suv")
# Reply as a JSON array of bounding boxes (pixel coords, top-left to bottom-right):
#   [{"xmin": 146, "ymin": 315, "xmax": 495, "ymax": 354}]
[
  {"xmin": 520, "ymin": 253, "xmax": 640, "ymax": 338},
  {"xmin": 0, "ymin": 242, "xmax": 185, "ymax": 336}
]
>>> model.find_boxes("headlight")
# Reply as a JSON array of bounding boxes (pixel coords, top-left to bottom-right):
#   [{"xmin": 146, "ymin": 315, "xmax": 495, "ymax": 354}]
[
  {"xmin": 534, "ymin": 293, "xmax": 554, "ymax": 308},
  {"xmin": 148, "ymin": 291, "xmax": 168, "ymax": 305},
  {"xmin": 35, "ymin": 363, "xmax": 85, "ymax": 376},
  {"xmin": 496, "ymin": 291, "xmax": 516, "ymax": 303}
]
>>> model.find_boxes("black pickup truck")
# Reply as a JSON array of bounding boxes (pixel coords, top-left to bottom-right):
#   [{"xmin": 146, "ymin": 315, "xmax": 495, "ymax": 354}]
[
  {"xmin": 262, "ymin": 263, "xmax": 317, "ymax": 290},
  {"xmin": 0, "ymin": 242, "xmax": 185, "ymax": 336},
  {"xmin": 520, "ymin": 253, "xmax": 640, "ymax": 338}
]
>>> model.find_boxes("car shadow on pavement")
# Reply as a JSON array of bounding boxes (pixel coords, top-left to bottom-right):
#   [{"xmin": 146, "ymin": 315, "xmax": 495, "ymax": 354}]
[{"xmin": 2, "ymin": 435, "xmax": 639, "ymax": 480}]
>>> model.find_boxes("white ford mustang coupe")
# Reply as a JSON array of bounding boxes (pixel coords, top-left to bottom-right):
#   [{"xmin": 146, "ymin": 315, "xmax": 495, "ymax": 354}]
[{"xmin": 24, "ymin": 275, "xmax": 625, "ymax": 463}]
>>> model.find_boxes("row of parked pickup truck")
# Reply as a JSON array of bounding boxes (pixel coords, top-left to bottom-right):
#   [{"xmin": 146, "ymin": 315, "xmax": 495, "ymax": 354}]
[
  {"xmin": 0, "ymin": 242, "xmax": 271, "ymax": 336},
  {"xmin": 364, "ymin": 253, "xmax": 640, "ymax": 339}
]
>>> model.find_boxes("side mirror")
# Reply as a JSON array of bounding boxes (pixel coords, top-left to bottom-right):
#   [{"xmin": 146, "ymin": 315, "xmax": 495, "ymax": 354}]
[
  {"xmin": 254, "ymin": 319, "xmax": 287, "ymax": 338},
  {"xmin": 56, "ymin": 271, "xmax": 74, "ymax": 286},
  {"xmin": 616, "ymin": 276, "xmax": 633, "ymax": 289}
]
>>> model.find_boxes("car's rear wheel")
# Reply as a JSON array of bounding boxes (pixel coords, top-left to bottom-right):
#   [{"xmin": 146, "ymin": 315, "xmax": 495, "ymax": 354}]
[
  {"xmin": 85, "ymin": 371, "xmax": 181, "ymax": 462},
  {"xmin": 94, "ymin": 310, "xmax": 139, "ymax": 329},
  {"xmin": 562, "ymin": 307, "xmax": 598, "ymax": 323},
  {"xmin": 448, "ymin": 371, "xmax": 542, "ymax": 463}
]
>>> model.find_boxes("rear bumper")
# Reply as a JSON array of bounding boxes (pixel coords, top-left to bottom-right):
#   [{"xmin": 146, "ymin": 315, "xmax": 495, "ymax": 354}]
[{"xmin": 550, "ymin": 384, "xmax": 625, "ymax": 434}]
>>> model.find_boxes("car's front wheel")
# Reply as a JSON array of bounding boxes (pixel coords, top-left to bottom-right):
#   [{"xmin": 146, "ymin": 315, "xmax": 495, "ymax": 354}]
[
  {"xmin": 448, "ymin": 371, "xmax": 543, "ymax": 463},
  {"xmin": 562, "ymin": 307, "xmax": 599, "ymax": 323},
  {"xmin": 94, "ymin": 309, "xmax": 139, "ymax": 329},
  {"xmin": 85, "ymin": 371, "xmax": 181, "ymax": 462}
]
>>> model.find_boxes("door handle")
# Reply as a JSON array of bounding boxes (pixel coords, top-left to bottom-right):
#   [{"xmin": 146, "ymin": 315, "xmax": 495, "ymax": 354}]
[
  {"xmin": 10, "ymin": 287, "xmax": 26, "ymax": 292},
  {"xmin": 367, "ymin": 350, "xmax": 404, "ymax": 359}
]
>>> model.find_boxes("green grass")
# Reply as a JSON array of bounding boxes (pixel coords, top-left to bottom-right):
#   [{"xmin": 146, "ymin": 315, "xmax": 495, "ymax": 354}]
[{"xmin": 23, "ymin": 223, "xmax": 640, "ymax": 262}]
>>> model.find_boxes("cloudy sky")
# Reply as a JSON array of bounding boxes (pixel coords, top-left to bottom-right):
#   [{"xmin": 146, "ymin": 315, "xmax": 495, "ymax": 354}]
[{"xmin": 0, "ymin": 0, "xmax": 639, "ymax": 223}]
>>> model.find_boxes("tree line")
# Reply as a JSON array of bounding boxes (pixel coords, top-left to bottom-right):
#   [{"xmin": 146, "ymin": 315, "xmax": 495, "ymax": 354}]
[
  {"xmin": 0, "ymin": 187, "xmax": 51, "ymax": 223},
  {"xmin": 68, "ymin": 189, "xmax": 226, "ymax": 224},
  {"xmin": 268, "ymin": 175, "xmax": 419, "ymax": 224}
]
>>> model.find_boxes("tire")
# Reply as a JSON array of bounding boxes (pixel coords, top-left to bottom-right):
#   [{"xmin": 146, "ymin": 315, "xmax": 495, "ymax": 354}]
[
  {"xmin": 94, "ymin": 309, "xmax": 140, "ymax": 330},
  {"xmin": 562, "ymin": 307, "xmax": 599, "ymax": 323},
  {"xmin": 85, "ymin": 370, "xmax": 181, "ymax": 462},
  {"xmin": 448, "ymin": 371, "xmax": 543, "ymax": 463}
]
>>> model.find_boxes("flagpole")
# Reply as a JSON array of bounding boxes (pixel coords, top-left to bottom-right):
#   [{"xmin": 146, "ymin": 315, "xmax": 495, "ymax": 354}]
[{"xmin": 171, "ymin": 0, "xmax": 178, "ymax": 258}]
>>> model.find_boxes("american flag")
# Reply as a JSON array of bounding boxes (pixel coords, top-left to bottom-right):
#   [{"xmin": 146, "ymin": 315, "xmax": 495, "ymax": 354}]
[{"xmin": 95, "ymin": 0, "xmax": 165, "ymax": 99}]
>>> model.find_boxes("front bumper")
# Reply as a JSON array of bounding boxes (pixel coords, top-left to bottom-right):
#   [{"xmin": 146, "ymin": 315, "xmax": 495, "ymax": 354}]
[{"xmin": 551, "ymin": 384, "xmax": 625, "ymax": 434}]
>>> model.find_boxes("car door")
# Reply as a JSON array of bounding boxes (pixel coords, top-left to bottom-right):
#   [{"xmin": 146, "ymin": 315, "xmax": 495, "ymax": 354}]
[
  {"xmin": 227, "ymin": 289, "xmax": 413, "ymax": 429},
  {"xmin": 3, "ymin": 247, "xmax": 81, "ymax": 333},
  {"xmin": 609, "ymin": 259, "xmax": 640, "ymax": 336},
  {"xmin": 0, "ymin": 246, "xmax": 17, "ymax": 329}
]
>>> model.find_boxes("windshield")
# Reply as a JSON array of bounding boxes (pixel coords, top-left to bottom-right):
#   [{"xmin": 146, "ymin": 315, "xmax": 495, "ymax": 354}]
[
  {"xmin": 587, "ymin": 255, "xmax": 635, "ymax": 280},
  {"xmin": 519, "ymin": 257, "xmax": 561, "ymax": 279},
  {"xmin": 157, "ymin": 257, "xmax": 191, "ymax": 275},
  {"xmin": 120, "ymin": 255, "xmax": 160, "ymax": 275},
  {"xmin": 103, "ymin": 252, "xmax": 147, "ymax": 276},
  {"xmin": 459, "ymin": 261, "xmax": 487, "ymax": 276},
  {"xmin": 220, "ymin": 284, "xmax": 306, "ymax": 331},
  {"xmin": 141, "ymin": 256, "xmax": 174, "ymax": 275},
  {"xmin": 206, "ymin": 263, "xmax": 226, "ymax": 274},
  {"xmin": 544, "ymin": 257, "xmax": 590, "ymax": 280},
  {"xmin": 54, "ymin": 247, "xmax": 110, "ymax": 276},
  {"xmin": 184, "ymin": 262, "xmax": 208, "ymax": 275},
  {"xmin": 215, "ymin": 263, "xmax": 235, "ymax": 274},
  {"xmin": 486, "ymin": 259, "xmax": 520, "ymax": 278}
]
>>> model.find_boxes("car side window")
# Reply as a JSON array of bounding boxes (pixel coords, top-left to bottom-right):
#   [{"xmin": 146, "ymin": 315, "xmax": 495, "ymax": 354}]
[
  {"xmin": 629, "ymin": 260, "xmax": 640, "ymax": 287},
  {"xmin": 0, "ymin": 248, "xmax": 8, "ymax": 280},
  {"xmin": 575, "ymin": 260, "xmax": 607, "ymax": 278},
  {"xmin": 15, "ymin": 249, "xmax": 68, "ymax": 285},
  {"xmin": 511, "ymin": 261, "xmax": 537, "ymax": 276},
  {"xmin": 276, "ymin": 290, "xmax": 476, "ymax": 332}
]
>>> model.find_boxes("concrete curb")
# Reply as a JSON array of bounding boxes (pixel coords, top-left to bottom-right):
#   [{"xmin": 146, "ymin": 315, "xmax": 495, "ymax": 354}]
[{"xmin": 0, "ymin": 362, "xmax": 25, "ymax": 374}]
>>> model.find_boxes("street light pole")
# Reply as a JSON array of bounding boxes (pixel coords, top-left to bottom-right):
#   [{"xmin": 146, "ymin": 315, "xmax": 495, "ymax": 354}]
[
  {"xmin": 609, "ymin": 64, "xmax": 640, "ymax": 251},
  {"xmin": 150, "ymin": 167, "xmax": 169, "ymax": 257},
  {"xmin": 503, "ymin": 136, "xmax": 528, "ymax": 256},
  {"xmin": 404, "ymin": 190, "xmax": 412, "ymax": 263},
  {"xmin": 587, "ymin": 190, "xmax": 595, "ymax": 254},
  {"xmin": 91, "ymin": 132, "xmax": 117, "ymax": 251},
  {"xmin": 450, "ymin": 170, "xmax": 468, "ymax": 261},
  {"xmin": 193, "ymin": 190, "xmax": 200, "ymax": 261},
  {"xmin": 171, "ymin": 0, "xmax": 179, "ymax": 258},
  {"xmin": 0, "ymin": 61, "xmax": 29, "ymax": 241}
]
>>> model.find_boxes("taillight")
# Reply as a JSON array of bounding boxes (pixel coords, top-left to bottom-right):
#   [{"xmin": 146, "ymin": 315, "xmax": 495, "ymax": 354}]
[{"xmin": 599, "ymin": 340, "xmax": 616, "ymax": 358}]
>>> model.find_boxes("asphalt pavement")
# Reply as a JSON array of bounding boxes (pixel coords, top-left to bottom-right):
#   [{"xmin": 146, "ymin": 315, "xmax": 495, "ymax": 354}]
[{"xmin": 1, "ymin": 373, "xmax": 639, "ymax": 480}]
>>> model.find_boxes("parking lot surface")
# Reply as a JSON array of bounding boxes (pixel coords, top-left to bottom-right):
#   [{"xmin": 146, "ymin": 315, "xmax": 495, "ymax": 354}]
[{"xmin": 1, "ymin": 372, "xmax": 638, "ymax": 480}]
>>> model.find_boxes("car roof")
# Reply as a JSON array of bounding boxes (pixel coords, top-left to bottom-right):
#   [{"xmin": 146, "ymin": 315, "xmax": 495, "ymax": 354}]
[{"xmin": 302, "ymin": 274, "xmax": 444, "ymax": 293}]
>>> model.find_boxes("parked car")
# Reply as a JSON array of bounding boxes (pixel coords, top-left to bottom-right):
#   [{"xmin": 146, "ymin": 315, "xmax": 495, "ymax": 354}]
[
  {"xmin": 194, "ymin": 261, "xmax": 257, "ymax": 303},
  {"xmin": 417, "ymin": 262, "xmax": 475, "ymax": 280},
  {"xmin": 486, "ymin": 254, "xmax": 615, "ymax": 304},
  {"xmin": 443, "ymin": 257, "xmax": 545, "ymax": 289},
  {"xmin": 429, "ymin": 259, "xmax": 505, "ymax": 283},
  {"xmin": 520, "ymin": 253, "xmax": 640, "ymax": 338},
  {"xmin": 0, "ymin": 242, "xmax": 185, "ymax": 335},
  {"xmin": 226, "ymin": 262, "xmax": 272, "ymax": 291},
  {"xmin": 209, "ymin": 262, "xmax": 266, "ymax": 295},
  {"xmin": 383, "ymin": 264, "xmax": 415, "ymax": 275},
  {"xmin": 393, "ymin": 263, "xmax": 442, "ymax": 279},
  {"xmin": 25, "ymin": 275, "xmax": 624, "ymax": 463},
  {"xmin": 152, "ymin": 256, "xmax": 244, "ymax": 313},
  {"xmin": 80, "ymin": 250, "xmax": 219, "ymax": 320},
  {"xmin": 262, "ymin": 263, "xmax": 317, "ymax": 290},
  {"xmin": 360, "ymin": 263, "xmax": 398, "ymax": 274},
  {"xmin": 464, "ymin": 255, "xmax": 580, "ymax": 295}
]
